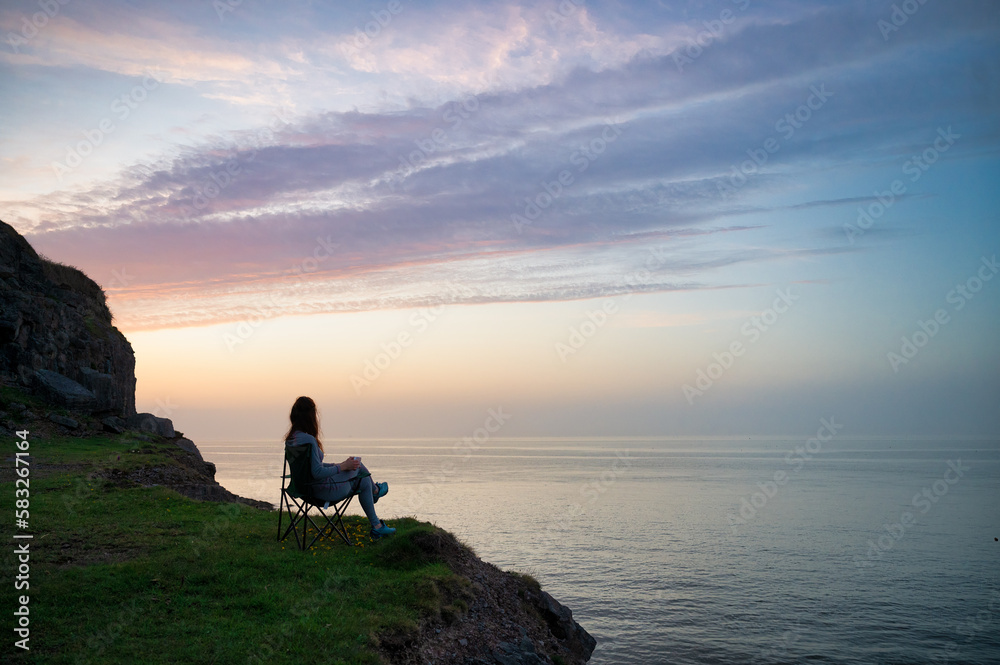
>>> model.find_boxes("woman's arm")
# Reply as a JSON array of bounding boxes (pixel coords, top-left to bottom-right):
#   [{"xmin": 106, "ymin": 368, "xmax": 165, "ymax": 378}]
[
  {"xmin": 294, "ymin": 433, "xmax": 359, "ymax": 478},
  {"xmin": 295, "ymin": 433, "xmax": 340, "ymax": 479},
  {"xmin": 311, "ymin": 443, "xmax": 342, "ymax": 479}
]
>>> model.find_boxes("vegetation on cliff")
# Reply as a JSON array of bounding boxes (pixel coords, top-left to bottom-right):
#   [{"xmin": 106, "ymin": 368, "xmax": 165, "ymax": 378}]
[
  {"xmin": 0, "ymin": 220, "xmax": 136, "ymax": 417},
  {"xmin": 0, "ymin": 387, "xmax": 594, "ymax": 664}
]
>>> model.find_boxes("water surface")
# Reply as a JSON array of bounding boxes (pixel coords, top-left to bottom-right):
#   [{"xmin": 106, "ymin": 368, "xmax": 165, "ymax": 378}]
[{"xmin": 198, "ymin": 436, "xmax": 1000, "ymax": 664}]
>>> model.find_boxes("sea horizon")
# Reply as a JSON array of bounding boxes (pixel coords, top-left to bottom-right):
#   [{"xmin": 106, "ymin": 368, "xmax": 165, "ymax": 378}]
[{"xmin": 194, "ymin": 434, "xmax": 1000, "ymax": 664}]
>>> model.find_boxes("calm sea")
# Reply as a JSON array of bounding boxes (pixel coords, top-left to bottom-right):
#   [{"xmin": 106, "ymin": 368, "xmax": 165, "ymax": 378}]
[{"xmin": 197, "ymin": 436, "xmax": 1000, "ymax": 664}]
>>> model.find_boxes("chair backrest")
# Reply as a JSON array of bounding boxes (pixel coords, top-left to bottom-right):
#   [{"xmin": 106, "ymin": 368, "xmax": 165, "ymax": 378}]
[{"xmin": 284, "ymin": 442, "xmax": 314, "ymax": 500}]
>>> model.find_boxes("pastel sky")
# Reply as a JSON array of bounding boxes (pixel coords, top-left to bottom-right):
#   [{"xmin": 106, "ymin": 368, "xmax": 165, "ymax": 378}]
[{"xmin": 2, "ymin": 0, "xmax": 998, "ymax": 440}]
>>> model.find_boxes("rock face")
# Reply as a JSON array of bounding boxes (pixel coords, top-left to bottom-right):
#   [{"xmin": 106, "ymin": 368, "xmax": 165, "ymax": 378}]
[
  {"xmin": 535, "ymin": 591, "xmax": 597, "ymax": 657},
  {"xmin": 0, "ymin": 220, "xmax": 136, "ymax": 417},
  {"xmin": 380, "ymin": 528, "xmax": 597, "ymax": 664},
  {"xmin": 127, "ymin": 412, "xmax": 176, "ymax": 438}
]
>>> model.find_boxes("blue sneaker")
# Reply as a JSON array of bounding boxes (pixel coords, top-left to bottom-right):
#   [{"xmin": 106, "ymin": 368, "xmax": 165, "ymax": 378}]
[
  {"xmin": 370, "ymin": 520, "xmax": 396, "ymax": 539},
  {"xmin": 373, "ymin": 482, "xmax": 389, "ymax": 504}
]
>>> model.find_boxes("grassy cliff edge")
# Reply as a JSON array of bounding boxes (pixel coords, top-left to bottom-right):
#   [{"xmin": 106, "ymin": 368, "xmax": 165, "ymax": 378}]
[{"xmin": 0, "ymin": 387, "xmax": 595, "ymax": 664}]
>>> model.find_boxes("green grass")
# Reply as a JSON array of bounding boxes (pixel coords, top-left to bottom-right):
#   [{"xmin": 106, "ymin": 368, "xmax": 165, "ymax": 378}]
[
  {"xmin": 1, "ymin": 433, "xmax": 471, "ymax": 664},
  {"xmin": 38, "ymin": 255, "xmax": 110, "ymax": 318},
  {"xmin": 0, "ymin": 385, "xmax": 47, "ymax": 412},
  {"xmin": 82, "ymin": 315, "xmax": 103, "ymax": 337}
]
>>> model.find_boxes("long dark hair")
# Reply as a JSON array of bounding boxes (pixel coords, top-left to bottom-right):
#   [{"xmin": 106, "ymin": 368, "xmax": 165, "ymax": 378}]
[{"xmin": 285, "ymin": 396, "xmax": 323, "ymax": 453}]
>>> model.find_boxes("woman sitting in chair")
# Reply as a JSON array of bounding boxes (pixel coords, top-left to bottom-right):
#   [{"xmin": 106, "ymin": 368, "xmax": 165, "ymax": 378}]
[{"xmin": 284, "ymin": 396, "xmax": 395, "ymax": 538}]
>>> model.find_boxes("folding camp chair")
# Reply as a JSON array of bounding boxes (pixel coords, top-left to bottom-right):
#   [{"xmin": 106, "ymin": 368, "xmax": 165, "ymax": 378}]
[{"xmin": 277, "ymin": 443, "xmax": 370, "ymax": 550}]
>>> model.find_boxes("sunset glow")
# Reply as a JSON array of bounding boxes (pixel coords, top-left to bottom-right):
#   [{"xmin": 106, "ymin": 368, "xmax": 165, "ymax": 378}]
[{"xmin": 3, "ymin": 0, "xmax": 998, "ymax": 440}]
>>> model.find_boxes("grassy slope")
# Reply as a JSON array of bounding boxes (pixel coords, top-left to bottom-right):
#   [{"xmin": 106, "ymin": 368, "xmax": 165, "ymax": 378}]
[{"xmin": 0, "ymin": 428, "xmax": 470, "ymax": 665}]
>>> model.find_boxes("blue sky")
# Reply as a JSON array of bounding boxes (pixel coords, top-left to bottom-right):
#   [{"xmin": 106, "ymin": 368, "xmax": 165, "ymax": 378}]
[{"xmin": 1, "ymin": 0, "xmax": 998, "ymax": 439}]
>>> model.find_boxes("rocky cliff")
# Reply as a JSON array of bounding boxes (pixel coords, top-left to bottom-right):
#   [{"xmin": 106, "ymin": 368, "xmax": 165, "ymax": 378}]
[
  {"xmin": 379, "ymin": 527, "xmax": 597, "ymax": 665},
  {"xmin": 0, "ymin": 219, "xmax": 135, "ymax": 417}
]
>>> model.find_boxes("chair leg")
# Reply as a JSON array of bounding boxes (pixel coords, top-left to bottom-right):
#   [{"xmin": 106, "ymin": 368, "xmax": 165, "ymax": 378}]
[
  {"xmin": 277, "ymin": 491, "xmax": 285, "ymax": 542},
  {"xmin": 331, "ymin": 495, "xmax": 355, "ymax": 546},
  {"xmin": 279, "ymin": 475, "xmax": 370, "ymax": 551},
  {"xmin": 304, "ymin": 506, "xmax": 335, "ymax": 550},
  {"xmin": 314, "ymin": 499, "xmax": 351, "ymax": 547},
  {"xmin": 277, "ymin": 491, "xmax": 312, "ymax": 550}
]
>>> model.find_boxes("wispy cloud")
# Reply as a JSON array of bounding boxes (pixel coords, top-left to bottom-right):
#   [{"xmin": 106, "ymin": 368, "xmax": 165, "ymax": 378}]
[
  {"xmin": 332, "ymin": 2, "xmax": 676, "ymax": 89},
  {"xmin": 0, "ymin": 13, "xmax": 277, "ymax": 82},
  {"xmin": 8, "ymin": 0, "xmax": 1000, "ymax": 330}
]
